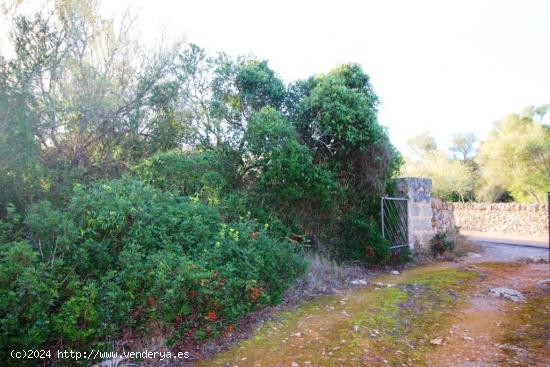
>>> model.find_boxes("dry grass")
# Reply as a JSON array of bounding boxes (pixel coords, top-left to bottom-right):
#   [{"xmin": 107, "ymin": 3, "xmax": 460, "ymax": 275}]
[
  {"xmin": 413, "ymin": 233, "xmax": 482, "ymax": 263},
  {"xmin": 297, "ymin": 253, "xmax": 347, "ymax": 294},
  {"xmin": 452, "ymin": 234, "xmax": 483, "ymax": 257}
]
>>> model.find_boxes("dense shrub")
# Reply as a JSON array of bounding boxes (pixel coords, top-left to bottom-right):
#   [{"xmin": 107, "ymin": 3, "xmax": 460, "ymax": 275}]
[
  {"xmin": 430, "ymin": 231, "xmax": 456, "ymax": 257},
  {"xmin": 0, "ymin": 242, "xmax": 58, "ymax": 364},
  {"xmin": 132, "ymin": 149, "xmax": 239, "ymax": 205},
  {"xmin": 1, "ymin": 16, "xmax": 405, "ymax": 362},
  {"xmin": 338, "ymin": 213, "xmax": 391, "ymax": 265},
  {"xmin": 245, "ymin": 107, "xmax": 339, "ymax": 229},
  {"xmin": 0, "ymin": 178, "xmax": 305, "ymax": 364}
]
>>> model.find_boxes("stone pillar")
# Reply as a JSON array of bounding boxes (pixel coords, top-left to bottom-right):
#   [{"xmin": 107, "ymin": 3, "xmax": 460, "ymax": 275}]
[{"xmin": 396, "ymin": 177, "xmax": 435, "ymax": 248}]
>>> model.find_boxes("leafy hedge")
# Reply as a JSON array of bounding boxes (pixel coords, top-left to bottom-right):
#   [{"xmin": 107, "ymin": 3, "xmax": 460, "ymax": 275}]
[{"xmin": 0, "ymin": 178, "xmax": 305, "ymax": 365}]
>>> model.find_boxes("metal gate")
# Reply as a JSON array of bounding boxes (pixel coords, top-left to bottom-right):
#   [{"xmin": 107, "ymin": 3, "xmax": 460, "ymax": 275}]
[{"xmin": 381, "ymin": 196, "xmax": 409, "ymax": 249}]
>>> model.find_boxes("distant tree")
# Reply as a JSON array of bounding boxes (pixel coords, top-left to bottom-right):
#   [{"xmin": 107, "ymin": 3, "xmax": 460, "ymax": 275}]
[
  {"xmin": 407, "ymin": 131, "xmax": 437, "ymax": 158},
  {"xmin": 403, "ymin": 132, "xmax": 473, "ymax": 201},
  {"xmin": 404, "ymin": 152, "xmax": 473, "ymax": 201},
  {"xmin": 476, "ymin": 107, "xmax": 550, "ymax": 203},
  {"xmin": 450, "ymin": 132, "xmax": 477, "ymax": 161}
]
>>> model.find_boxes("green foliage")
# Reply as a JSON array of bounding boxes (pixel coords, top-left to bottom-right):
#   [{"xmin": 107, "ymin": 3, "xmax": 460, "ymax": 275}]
[
  {"xmin": 0, "ymin": 242, "xmax": 58, "ymax": 364},
  {"xmin": 476, "ymin": 108, "xmax": 550, "ymax": 203},
  {"xmin": 245, "ymin": 108, "xmax": 338, "ymax": 216},
  {"xmin": 133, "ymin": 149, "xmax": 239, "ymax": 205},
  {"xmin": 403, "ymin": 147, "xmax": 474, "ymax": 201},
  {"xmin": 429, "ymin": 231, "xmax": 456, "ymax": 257},
  {"xmin": 290, "ymin": 64, "xmax": 400, "ymax": 193},
  {"xmin": 0, "ymin": 179, "xmax": 305, "ymax": 364},
  {"xmin": 404, "ymin": 106, "xmax": 549, "ymax": 204},
  {"xmin": 0, "ymin": 5, "xmax": 407, "ymax": 361},
  {"xmin": 285, "ymin": 64, "xmax": 400, "ymax": 255},
  {"xmin": 338, "ymin": 213, "xmax": 391, "ymax": 265}
]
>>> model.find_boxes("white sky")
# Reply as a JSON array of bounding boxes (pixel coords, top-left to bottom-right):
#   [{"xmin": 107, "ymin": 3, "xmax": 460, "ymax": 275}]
[{"xmin": 2, "ymin": 0, "xmax": 550, "ymax": 152}]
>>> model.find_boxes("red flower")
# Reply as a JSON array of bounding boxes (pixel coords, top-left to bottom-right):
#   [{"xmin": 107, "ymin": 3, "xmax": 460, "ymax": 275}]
[
  {"xmin": 251, "ymin": 231, "xmax": 259, "ymax": 240},
  {"xmin": 206, "ymin": 310, "xmax": 217, "ymax": 321},
  {"xmin": 226, "ymin": 324, "xmax": 234, "ymax": 333},
  {"xmin": 189, "ymin": 290, "xmax": 198, "ymax": 299},
  {"xmin": 251, "ymin": 287, "xmax": 262, "ymax": 301},
  {"xmin": 365, "ymin": 246, "xmax": 375, "ymax": 257}
]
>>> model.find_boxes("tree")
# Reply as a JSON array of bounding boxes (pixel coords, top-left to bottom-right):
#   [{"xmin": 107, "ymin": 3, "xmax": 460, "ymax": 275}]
[
  {"xmin": 450, "ymin": 132, "xmax": 477, "ymax": 161},
  {"xmin": 476, "ymin": 107, "xmax": 550, "ymax": 203},
  {"xmin": 289, "ymin": 64, "xmax": 400, "ymax": 194},
  {"xmin": 403, "ymin": 132, "xmax": 473, "ymax": 201},
  {"xmin": 407, "ymin": 131, "xmax": 437, "ymax": 158},
  {"xmin": 172, "ymin": 45, "xmax": 286, "ymax": 151},
  {"xmin": 0, "ymin": 1, "xmax": 179, "ymax": 208}
]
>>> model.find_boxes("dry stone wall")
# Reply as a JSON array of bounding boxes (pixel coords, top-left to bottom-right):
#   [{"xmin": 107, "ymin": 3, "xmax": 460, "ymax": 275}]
[
  {"xmin": 395, "ymin": 178, "xmax": 462, "ymax": 248},
  {"xmin": 431, "ymin": 198, "xmax": 456, "ymax": 233},
  {"xmin": 451, "ymin": 202, "xmax": 548, "ymax": 237}
]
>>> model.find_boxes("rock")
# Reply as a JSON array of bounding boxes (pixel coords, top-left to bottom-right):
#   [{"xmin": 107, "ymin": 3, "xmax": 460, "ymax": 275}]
[
  {"xmin": 463, "ymin": 336, "xmax": 474, "ymax": 342},
  {"xmin": 291, "ymin": 332, "xmax": 302, "ymax": 338},
  {"xmin": 391, "ymin": 270, "xmax": 400, "ymax": 275},
  {"xmin": 291, "ymin": 362, "xmax": 300, "ymax": 367},
  {"xmin": 351, "ymin": 279, "xmax": 368, "ymax": 285},
  {"xmin": 430, "ymin": 338, "xmax": 443, "ymax": 345},
  {"xmin": 467, "ymin": 252, "xmax": 482, "ymax": 258},
  {"xmin": 536, "ymin": 278, "xmax": 550, "ymax": 287},
  {"xmin": 489, "ymin": 287, "xmax": 525, "ymax": 302}
]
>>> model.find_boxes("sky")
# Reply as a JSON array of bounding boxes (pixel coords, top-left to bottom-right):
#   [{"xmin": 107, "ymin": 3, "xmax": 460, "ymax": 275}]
[{"xmin": 2, "ymin": 0, "xmax": 549, "ymax": 153}]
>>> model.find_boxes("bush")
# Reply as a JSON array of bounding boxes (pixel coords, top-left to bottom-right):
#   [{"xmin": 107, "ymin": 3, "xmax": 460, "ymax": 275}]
[
  {"xmin": 389, "ymin": 246, "xmax": 412, "ymax": 265},
  {"xmin": 338, "ymin": 213, "xmax": 391, "ymax": 265},
  {"xmin": 132, "ymin": 149, "xmax": 239, "ymax": 205},
  {"xmin": 430, "ymin": 231, "xmax": 456, "ymax": 257},
  {"xmin": 0, "ymin": 242, "xmax": 58, "ymax": 364},
  {"xmin": 245, "ymin": 107, "xmax": 339, "ymax": 227},
  {"xmin": 0, "ymin": 178, "xmax": 305, "ymax": 364}
]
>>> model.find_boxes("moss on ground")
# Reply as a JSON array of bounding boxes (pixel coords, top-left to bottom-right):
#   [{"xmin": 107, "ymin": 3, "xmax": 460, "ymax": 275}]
[
  {"xmin": 197, "ymin": 265, "xmax": 478, "ymax": 366},
  {"xmin": 499, "ymin": 286, "xmax": 550, "ymax": 366}
]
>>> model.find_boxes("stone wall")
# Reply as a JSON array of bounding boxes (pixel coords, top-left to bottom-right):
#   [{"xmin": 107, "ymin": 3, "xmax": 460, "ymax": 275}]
[
  {"xmin": 431, "ymin": 198, "xmax": 456, "ymax": 233},
  {"xmin": 451, "ymin": 202, "xmax": 549, "ymax": 236}
]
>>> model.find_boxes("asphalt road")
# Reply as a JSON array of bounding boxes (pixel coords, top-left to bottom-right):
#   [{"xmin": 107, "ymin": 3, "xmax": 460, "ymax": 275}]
[{"xmin": 476, "ymin": 241, "xmax": 549, "ymax": 262}]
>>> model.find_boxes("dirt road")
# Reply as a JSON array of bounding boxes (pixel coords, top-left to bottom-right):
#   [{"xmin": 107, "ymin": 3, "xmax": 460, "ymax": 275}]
[{"xmin": 196, "ymin": 244, "xmax": 549, "ymax": 367}]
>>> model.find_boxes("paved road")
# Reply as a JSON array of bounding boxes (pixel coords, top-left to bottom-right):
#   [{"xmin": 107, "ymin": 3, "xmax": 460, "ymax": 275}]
[
  {"xmin": 461, "ymin": 230, "xmax": 548, "ymax": 248},
  {"xmin": 475, "ymin": 241, "xmax": 549, "ymax": 262}
]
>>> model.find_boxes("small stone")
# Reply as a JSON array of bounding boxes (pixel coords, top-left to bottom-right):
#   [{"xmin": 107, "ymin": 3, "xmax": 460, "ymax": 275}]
[
  {"xmin": 467, "ymin": 252, "xmax": 482, "ymax": 258},
  {"xmin": 391, "ymin": 270, "xmax": 400, "ymax": 275},
  {"xmin": 463, "ymin": 336, "xmax": 474, "ymax": 342},
  {"xmin": 489, "ymin": 287, "xmax": 525, "ymax": 302},
  {"xmin": 291, "ymin": 362, "xmax": 300, "ymax": 367},
  {"xmin": 291, "ymin": 332, "xmax": 302, "ymax": 337},
  {"xmin": 351, "ymin": 279, "xmax": 368, "ymax": 285},
  {"xmin": 536, "ymin": 278, "xmax": 550, "ymax": 287},
  {"xmin": 430, "ymin": 338, "xmax": 443, "ymax": 345}
]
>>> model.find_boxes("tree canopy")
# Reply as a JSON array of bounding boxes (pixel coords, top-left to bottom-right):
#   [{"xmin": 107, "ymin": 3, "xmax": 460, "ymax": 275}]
[
  {"xmin": 476, "ymin": 107, "xmax": 550, "ymax": 203},
  {"xmin": 403, "ymin": 106, "xmax": 549, "ymax": 203}
]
